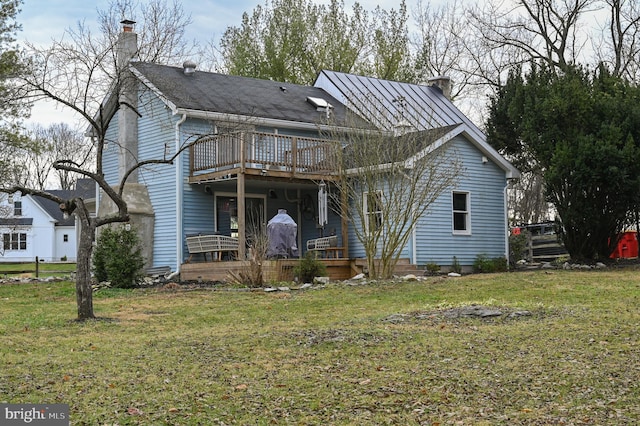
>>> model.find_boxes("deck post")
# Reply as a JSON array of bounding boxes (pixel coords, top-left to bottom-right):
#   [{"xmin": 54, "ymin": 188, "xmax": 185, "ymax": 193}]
[
  {"xmin": 238, "ymin": 134, "xmax": 246, "ymax": 260},
  {"xmin": 341, "ymin": 188, "xmax": 349, "ymax": 258},
  {"xmin": 237, "ymin": 173, "xmax": 246, "ymax": 259}
]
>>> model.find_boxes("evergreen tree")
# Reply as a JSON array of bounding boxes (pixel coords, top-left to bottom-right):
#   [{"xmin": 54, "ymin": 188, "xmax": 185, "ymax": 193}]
[
  {"xmin": 487, "ymin": 63, "xmax": 640, "ymax": 261},
  {"xmin": 0, "ymin": 0, "xmax": 27, "ymax": 186}
]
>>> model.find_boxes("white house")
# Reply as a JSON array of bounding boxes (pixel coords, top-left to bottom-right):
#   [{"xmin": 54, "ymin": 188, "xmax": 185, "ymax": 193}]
[{"xmin": 0, "ymin": 180, "xmax": 95, "ymax": 262}]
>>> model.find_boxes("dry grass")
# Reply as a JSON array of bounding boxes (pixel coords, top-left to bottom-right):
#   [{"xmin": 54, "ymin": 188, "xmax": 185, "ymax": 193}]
[{"xmin": 1, "ymin": 269, "xmax": 639, "ymax": 425}]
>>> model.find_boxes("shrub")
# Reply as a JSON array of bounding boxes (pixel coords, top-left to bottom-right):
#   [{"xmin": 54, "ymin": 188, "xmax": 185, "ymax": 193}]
[
  {"xmin": 509, "ymin": 233, "xmax": 529, "ymax": 267},
  {"xmin": 473, "ymin": 254, "xmax": 508, "ymax": 273},
  {"xmin": 425, "ymin": 262, "xmax": 440, "ymax": 275},
  {"xmin": 92, "ymin": 226, "xmax": 145, "ymax": 288},
  {"xmin": 294, "ymin": 252, "xmax": 328, "ymax": 283},
  {"xmin": 451, "ymin": 256, "xmax": 462, "ymax": 274},
  {"xmin": 228, "ymin": 211, "xmax": 268, "ymax": 287}
]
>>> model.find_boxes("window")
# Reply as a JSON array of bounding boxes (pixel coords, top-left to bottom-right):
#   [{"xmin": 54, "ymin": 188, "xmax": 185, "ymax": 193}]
[
  {"xmin": 364, "ymin": 191, "xmax": 383, "ymax": 234},
  {"xmin": 452, "ymin": 191, "xmax": 470, "ymax": 234},
  {"xmin": 13, "ymin": 200, "xmax": 22, "ymax": 216},
  {"xmin": 63, "ymin": 234, "xmax": 69, "ymax": 242},
  {"xmin": 3, "ymin": 233, "xmax": 27, "ymax": 250}
]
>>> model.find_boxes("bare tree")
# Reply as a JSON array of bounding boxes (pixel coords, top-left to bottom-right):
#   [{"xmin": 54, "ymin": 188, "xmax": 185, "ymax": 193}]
[
  {"xmin": 97, "ymin": 0, "xmax": 196, "ymax": 66},
  {"xmin": 508, "ymin": 171, "xmax": 553, "ymax": 225},
  {"xmin": 328, "ymin": 107, "xmax": 461, "ymax": 279},
  {"xmin": 594, "ymin": 0, "xmax": 640, "ymax": 81},
  {"xmin": 17, "ymin": 123, "xmax": 92, "ymax": 190},
  {"xmin": 412, "ymin": 0, "xmax": 472, "ymax": 97},
  {"xmin": 2, "ymin": 1, "xmax": 196, "ymax": 320},
  {"xmin": 469, "ymin": 0, "xmax": 596, "ymax": 74}
]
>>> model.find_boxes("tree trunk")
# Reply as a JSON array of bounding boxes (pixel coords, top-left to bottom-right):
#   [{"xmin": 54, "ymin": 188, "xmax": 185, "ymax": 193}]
[{"xmin": 75, "ymin": 220, "xmax": 96, "ymax": 320}]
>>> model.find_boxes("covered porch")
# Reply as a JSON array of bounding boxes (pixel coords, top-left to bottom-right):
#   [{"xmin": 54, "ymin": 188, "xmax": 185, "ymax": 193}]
[{"xmin": 187, "ymin": 130, "xmax": 349, "ymax": 261}]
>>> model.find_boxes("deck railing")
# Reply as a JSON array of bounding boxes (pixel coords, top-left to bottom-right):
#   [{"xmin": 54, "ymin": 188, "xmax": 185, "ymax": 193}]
[{"xmin": 190, "ymin": 131, "xmax": 339, "ymax": 177}]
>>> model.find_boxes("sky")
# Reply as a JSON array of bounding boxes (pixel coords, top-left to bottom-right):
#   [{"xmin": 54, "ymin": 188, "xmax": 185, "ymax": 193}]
[{"xmin": 17, "ymin": 0, "xmax": 404, "ymax": 128}]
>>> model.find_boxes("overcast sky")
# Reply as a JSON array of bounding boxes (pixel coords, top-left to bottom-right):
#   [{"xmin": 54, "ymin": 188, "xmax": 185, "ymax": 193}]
[{"xmin": 18, "ymin": 0, "xmax": 410, "ymax": 127}]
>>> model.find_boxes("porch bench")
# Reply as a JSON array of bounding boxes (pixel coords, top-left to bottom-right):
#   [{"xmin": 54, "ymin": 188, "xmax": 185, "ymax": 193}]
[
  {"xmin": 306, "ymin": 235, "xmax": 343, "ymax": 258},
  {"xmin": 186, "ymin": 235, "xmax": 239, "ymax": 262}
]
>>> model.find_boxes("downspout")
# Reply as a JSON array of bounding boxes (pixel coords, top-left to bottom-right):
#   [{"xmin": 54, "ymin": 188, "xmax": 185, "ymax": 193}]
[
  {"xmin": 175, "ymin": 113, "xmax": 187, "ymax": 272},
  {"xmin": 411, "ymin": 215, "xmax": 417, "ymax": 265},
  {"xmin": 400, "ymin": 170, "xmax": 417, "ymax": 265},
  {"xmin": 504, "ymin": 181, "xmax": 510, "ymax": 265}
]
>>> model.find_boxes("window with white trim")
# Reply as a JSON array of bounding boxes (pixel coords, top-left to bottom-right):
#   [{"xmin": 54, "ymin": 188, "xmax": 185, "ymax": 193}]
[
  {"xmin": 13, "ymin": 200, "xmax": 22, "ymax": 216},
  {"xmin": 3, "ymin": 233, "xmax": 27, "ymax": 250},
  {"xmin": 364, "ymin": 191, "xmax": 383, "ymax": 234},
  {"xmin": 452, "ymin": 191, "xmax": 470, "ymax": 234}
]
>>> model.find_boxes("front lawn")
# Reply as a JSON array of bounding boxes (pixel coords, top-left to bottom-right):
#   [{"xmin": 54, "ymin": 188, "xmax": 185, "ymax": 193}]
[{"xmin": 1, "ymin": 270, "xmax": 639, "ymax": 424}]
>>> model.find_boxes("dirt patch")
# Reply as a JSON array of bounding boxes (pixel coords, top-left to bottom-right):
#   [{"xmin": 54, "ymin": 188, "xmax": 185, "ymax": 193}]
[
  {"xmin": 382, "ymin": 305, "xmax": 549, "ymax": 325},
  {"xmin": 110, "ymin": 304, "xmax": 171, "ymax": 322}
]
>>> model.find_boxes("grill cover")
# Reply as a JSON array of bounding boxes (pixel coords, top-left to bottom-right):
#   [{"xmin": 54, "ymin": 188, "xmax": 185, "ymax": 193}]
[{"xmin": 267, "ymin": 209, "xmax": 298, "ymax": 258}]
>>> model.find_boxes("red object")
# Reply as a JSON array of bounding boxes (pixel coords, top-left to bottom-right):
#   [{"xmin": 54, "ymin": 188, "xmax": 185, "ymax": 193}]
[
  {"xmin": 610, "ymin": 231, "xmax": 639, "ymax": 259},
  {"xmin": 511, "ymin": 227, "xmax": 521, "ymax": 235}
]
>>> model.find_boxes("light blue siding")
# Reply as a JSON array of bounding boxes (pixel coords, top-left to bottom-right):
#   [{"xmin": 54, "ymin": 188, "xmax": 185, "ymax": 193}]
[
  {"xmin": 413, "ymin": 136, "xmax": 507, "ymax": 266},
  {"xmin": 103, "ymin": 114, "xmax": 120, "ymax": 186},
  {"xmin": 102, "ymin": 89, "xmax": 195, "ymax": 270},
  {"xmin": 102, "ymin": 81, "xmax": 508, "ymax": 272},
  {"xmin": 346, "ymin": 135, "xmax": 507, "ymax": 266},
  {"xmin": 136, "ymin": 92, "xmax": 181, "ymax": 269}
]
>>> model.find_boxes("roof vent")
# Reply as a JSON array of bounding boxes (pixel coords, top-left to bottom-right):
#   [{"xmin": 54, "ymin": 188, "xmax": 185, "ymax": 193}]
[
  {"xmin": 183, "ymin": 60, "xmax": 197, "ymax": 76},
  {"xmin": 307, "ymin": 96, "xmax": 334, "ymax": 119},
  {"xmin": 307, "ymin": 96, "xmax": 332, "ymax": 111}
]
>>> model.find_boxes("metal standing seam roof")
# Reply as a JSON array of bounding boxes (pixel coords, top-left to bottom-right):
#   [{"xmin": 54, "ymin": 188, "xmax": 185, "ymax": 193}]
[
  {"xmin": 314, "ymin": 70, "xmax": 519, "ymax": 178},
  {"xmin": 314, "ymin": 70, "xmax": 486, "ymax": 141},
  {"xmin": 130, "ymin": 62, "xmax": 371, "ymax": 129}
]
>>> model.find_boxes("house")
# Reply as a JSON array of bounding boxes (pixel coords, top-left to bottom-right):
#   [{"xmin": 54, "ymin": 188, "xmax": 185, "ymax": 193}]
[
  {"xmin": 96, "ymin": 22, "xmax": 519, "ymax": 278},
  {"xmin": 0, "ymin": 180, "xmax": 95, "ymax": 262}
]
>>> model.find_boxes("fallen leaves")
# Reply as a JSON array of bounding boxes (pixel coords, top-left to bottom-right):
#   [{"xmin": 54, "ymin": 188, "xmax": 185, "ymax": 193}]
[{"xmin": 127, "ymin": 407, "xmax": 143, "ymax": 416}]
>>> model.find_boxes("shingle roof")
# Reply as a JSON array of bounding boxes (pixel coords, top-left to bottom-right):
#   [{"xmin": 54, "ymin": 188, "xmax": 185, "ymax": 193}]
[
  {"xmin": 31, "ymin": 179, "xmax": 95, "ymax": 226},
  {"xmin": 0, "ymin": 218, "xmax": 33, "ymax": 226},
  {"xmin": 341, "ymin": 125, "xmax": 460, "ymax": 168},
  {"xmin": 131, "ymin": 62, "xmax": 369, "ymax": 128}
]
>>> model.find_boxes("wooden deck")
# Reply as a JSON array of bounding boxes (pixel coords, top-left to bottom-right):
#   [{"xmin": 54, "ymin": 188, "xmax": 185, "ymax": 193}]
[
  {"xmin": 180, "ymin": 257, "xmax": 420, "ymax": 283},
  {"xmin": 189, "ymin": 131, "xmax": 339, "ymax": 183},
  {"xmin": 181, "ymin": 258, "xmax": 357, "ymax": 283}
]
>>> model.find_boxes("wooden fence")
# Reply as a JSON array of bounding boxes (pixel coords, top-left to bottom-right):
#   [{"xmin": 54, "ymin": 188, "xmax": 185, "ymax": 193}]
[
  {"xmin": 526, "ymin": 233, "xmax": 568, "ymax": 263},
  {"xmin": 1, "ymin": 257, "xmax": 75, "ymax": 278}
]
